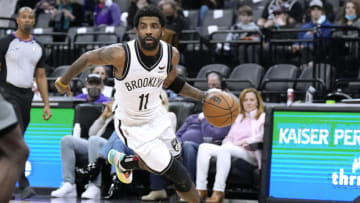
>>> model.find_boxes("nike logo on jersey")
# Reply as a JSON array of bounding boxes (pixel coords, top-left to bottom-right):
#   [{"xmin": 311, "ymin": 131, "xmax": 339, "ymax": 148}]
[{"xmin": 159, "ymin": 66, "xmax": 165, "ymax": 70}]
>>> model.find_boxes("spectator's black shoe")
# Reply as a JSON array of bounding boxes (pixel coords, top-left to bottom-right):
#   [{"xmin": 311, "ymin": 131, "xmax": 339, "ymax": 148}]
[
  {"xmin": 75, "ymin": 167, "xmax": 90, "ymax": 182},
  {"xmin": 88, "ymin": 157, "xmax": 105, "ymax": 181},
  {"xmin": 76, "ymin": 157, "xmax": 106, "ymax": 182},
  {"xmin": 104, "ymin": 174, "xmax": 121, "ymax": 200},
  {"xmin": 20, "ymin": 186, "xmax": 36, "ymax": 199}
]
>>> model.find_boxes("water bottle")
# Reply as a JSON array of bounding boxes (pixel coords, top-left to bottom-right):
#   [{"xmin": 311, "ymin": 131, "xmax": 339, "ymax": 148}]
[
  {"xmin": 305, "ymin": 86, "xmax": 316, "ymax": 103},
  {"xmin": 287, "ymin": 88, "xmax": 294, "ymax": 106},
  {"xmin": 73, "ymin": 123, "xmax": 81, "ymax": 138}
]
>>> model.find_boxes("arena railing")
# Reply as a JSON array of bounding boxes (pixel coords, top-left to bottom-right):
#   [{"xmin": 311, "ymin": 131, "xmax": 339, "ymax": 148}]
[
  {"xmin": 32, "ymin": 32, "xmax": 72, "ymax": 67},
  {"xmin": 207, "ymin": 30, "xmax": 263, "ymax": 66}
]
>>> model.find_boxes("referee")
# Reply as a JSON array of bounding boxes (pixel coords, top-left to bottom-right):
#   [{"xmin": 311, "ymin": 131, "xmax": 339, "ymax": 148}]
[{"xmin": 0, "ymin": 7, "xmax": 52, "ymax": 199}]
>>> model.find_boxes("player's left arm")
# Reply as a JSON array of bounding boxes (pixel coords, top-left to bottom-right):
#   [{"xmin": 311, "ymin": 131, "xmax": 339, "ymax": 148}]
[
  {"xmin": 163, "ymin": 47, "xmax": 204, "ymax": 102},
  {"xmin": 35, "ymin": 67, "xmax": 52, "ymax": 120}
]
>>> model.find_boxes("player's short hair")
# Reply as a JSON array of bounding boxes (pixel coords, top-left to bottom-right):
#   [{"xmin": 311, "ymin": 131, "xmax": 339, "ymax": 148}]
[{"xmin": 134, "ymin": 5, "xmax": 166, "ymax": 28}]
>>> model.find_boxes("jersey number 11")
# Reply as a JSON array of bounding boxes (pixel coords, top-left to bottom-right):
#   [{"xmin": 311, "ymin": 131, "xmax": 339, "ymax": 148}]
[{"xmin": 139, "ymin": 93, "xmax": 149, "ymax": 111}]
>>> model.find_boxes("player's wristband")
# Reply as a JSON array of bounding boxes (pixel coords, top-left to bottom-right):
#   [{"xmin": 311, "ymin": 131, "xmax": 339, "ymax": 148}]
[{"xmin": 56, "ymin": 77, "xmax": 69, "ymax": 88}]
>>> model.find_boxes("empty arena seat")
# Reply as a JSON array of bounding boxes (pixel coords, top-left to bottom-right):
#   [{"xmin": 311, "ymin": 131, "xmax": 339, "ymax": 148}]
[
  {"xmin": 226, "ymin": 63, "xmax": 264, "ymax": 94},
  {"xmin": 73, "ymin": 103, "xmax": 104, "ymax": 139}
]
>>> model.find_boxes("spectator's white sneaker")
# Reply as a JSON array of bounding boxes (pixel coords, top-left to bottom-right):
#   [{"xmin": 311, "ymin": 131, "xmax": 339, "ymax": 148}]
[
  {"xmin": 141, "ymin": 189, "xmax": 167, "ymax": 201},
  {"xmin": 81, "ymin": 183, "xmax": 101, "ymax": 199},
  {"xmin": 50, "ymin": 182, "xmax": 76, "ymax": 198}
]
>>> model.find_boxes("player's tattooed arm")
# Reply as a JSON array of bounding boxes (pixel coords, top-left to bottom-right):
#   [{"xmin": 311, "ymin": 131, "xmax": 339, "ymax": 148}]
[
  {"xmin": 164, "ymin": 47, "xmax": 204, "ymax": 102},
  {"xmin": 61, "ymin": 44, "xmax": 125, "ymax": 85}
]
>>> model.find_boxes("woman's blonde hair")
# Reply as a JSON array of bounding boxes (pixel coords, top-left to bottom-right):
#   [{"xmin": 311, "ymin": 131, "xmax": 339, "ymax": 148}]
[{"xmin": 239, "ymin": 88, "xmax": 264, "ymax": 120}]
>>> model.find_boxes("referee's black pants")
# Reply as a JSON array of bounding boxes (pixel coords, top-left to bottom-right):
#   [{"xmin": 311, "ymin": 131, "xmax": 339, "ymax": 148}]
[{"xmin": 2, "ymin": 83, "xmax": 34, "ymax": 190}]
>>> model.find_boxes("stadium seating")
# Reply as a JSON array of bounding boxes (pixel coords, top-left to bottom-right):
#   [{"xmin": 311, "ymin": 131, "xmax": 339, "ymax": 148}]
[
  {"xmin": 226, "ymin": 63, "xmax": 264, "ymax": 95},
  {"xmin": 260, "ymin": 64, "xmax": 298, "ymax": 102}
]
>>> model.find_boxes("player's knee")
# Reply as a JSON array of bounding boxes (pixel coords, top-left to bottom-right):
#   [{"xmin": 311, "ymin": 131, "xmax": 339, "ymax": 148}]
[
  {"xmin": 163, "ymin": 159, "xmax": 192, "ymax": 192},
  {"xmin": 61, "ymin": 135, "xmax": 75, "ymax": 149},
  {"xmin": 17, "ymin": 141, "xmax": 29, "ymax": 164},
  {"xmin": 174, "ymin": 178, "xmax": 192, "ymax": 192},
  {"xmin": 7, "ymin": 125, "xmax": 29, "ymax": 165}
]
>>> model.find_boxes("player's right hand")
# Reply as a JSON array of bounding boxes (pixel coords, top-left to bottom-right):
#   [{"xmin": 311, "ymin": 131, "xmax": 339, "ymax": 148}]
[{"xmin": 55, "ymin": 77, "xmax": 72, "ymax": 96}]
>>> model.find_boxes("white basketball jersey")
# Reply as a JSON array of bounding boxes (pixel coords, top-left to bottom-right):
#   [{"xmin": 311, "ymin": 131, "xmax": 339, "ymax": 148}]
[{"xmin": 113, "ymin": 40, "xmax": 172, "ymax": 125}]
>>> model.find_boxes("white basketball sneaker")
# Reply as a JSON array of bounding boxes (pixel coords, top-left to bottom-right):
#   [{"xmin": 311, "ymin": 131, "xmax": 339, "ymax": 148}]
[
  {"xmin": 81, "ymin": 183, "xmax": 101, "ymax": 199},
  {"xmin": 50, "ymin": 182, "xmax": 77, "ymax": 198}
]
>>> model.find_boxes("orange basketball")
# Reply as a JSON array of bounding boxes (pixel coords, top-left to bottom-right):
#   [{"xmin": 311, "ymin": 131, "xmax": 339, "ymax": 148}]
[{"xmin": 203, "ymin": 90, "xmax": 240, "ymax": 127}]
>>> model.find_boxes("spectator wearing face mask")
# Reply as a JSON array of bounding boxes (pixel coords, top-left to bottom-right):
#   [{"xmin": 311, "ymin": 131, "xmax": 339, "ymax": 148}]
[
  {"xmin": 75, "ymin": 74, "xmax": 110, "ymax": 103},
  {"xmin": 336, "ymin": 0, "xmax": 360, "ymax": 35},
  {"xmin": 82, "ymin": 66, "xmax": 115, "ymax": 99},
  {"xmin": 257, "ymin": 0, "xmax": 303, "ymax": 28},
  {"xmin": 94, "ymin": 0, "xmax": 122, "ymax": 26},
  {"xmin": 158, "ymin": 0, "xmax": 186, "ymax": 48},
  {"xmin": 126, "ymin": 0, "xmax": 152, "ymax": 30}
]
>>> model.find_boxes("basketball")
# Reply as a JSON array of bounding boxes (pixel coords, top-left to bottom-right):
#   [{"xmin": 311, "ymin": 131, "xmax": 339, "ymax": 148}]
[{"xmin": 203, "ymin": 90, "xmax": 240, "ymax": 127}]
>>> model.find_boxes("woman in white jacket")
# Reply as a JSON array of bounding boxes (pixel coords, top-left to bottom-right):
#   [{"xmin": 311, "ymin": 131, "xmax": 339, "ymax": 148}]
[{"xmin": 196, "ymin": 88, "xmax": 265, "ymax": 203}]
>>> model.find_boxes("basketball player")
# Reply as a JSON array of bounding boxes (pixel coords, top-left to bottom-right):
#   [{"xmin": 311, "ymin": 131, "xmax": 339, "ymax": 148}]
[
  {"xmin": 0, "ymin": 91, "xmax": 29, "ymax": 203},
  {"xmin": 55, "ymin": 6, "xmax": 207, "ymax": 203}
]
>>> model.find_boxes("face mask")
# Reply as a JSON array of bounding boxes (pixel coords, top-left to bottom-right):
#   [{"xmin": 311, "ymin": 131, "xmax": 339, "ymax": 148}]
[
  {"xmin": 23, "ymin": 24, "xmax": 32, "ymax": 33},
  {"xmin": 345, "ymin": 14, "xmax": 357, "ymax": 21},
  {"xmin": 317, "ymin": 15, "xmax": 326, "ymax": 24},
  {"xmin": 87, "ymin": 87, "xmax": 101, "ymax": 99},
  {"xmin": 166, "ymin": 16, "xmax": 174, "ymax": 22}
]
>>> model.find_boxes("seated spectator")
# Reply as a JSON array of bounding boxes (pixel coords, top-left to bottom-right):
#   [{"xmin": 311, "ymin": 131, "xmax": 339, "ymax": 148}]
[
  {"xmin": 303, "ymin": 0, "xmax": 336, "ymax": 23},
  {"xmin": 292, "ymin": 0, "xmax": 333, "ymax": 53},
  {"xmin": 177, "ymin": 112, "xmax": 230, "ymax": 182},
  {"xmin": 225, "ymin": 5, "xmax": 260, "ymax": 42},
  {"xmin": 50, "ymin": 0, "xmax": 84, "ymax": 33},
  {"xmin": 192, "ymin": 71, "xmax": 230, "ymax": 113},
  {"xmin": 94, "ymin": 0, "xmax": 122, "ymax": 26},
  {"xmin": 50, "ymin": 100, "xmax": 114, "ymax": 199},
  {"xmin": 76, "ymin": 74, "xmax": 110, "ymax": 103},
  {"xmin": 217, "ymin": 5, "xmax": 261, "ymax": 63},
  {"xmin": 196, "ymin": 88, "xmax": 265, "ymax": 202},
  {"xmin": 158, "ymin": 0, "xmax": 186, "ymax": 48},
  {"xmin": 126, "ymin": 0, "xmax": 152, "ymax": 30},
  {"xmin": 82, "ymin": 66, "xmax": 114, "ymax": 98},
  {"xmin": 207, "ymin": 71, "xmax": 227, "ymax": 91},
  {"xmin": 34, "ymin": 0, "xmax": 57, "ymax": 18},
  {"xmin": 269, "ymin": 6, "xmax": 297, "ymax": 31},
  {"xmin": 335, "ymin": 0, "xmax": 360, "ymax": 37},
  {"xmin": 257, "ymin": 0, "xmax": 303, "ymax": 28}
]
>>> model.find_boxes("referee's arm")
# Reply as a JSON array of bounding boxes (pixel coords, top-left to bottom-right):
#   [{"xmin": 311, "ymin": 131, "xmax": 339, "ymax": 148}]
[{"xmin": 35, "ymin": 67, "xmax": 52, "ymax": 120}]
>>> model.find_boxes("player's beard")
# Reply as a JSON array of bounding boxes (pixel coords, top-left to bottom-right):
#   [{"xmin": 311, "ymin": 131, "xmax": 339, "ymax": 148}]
[{"xmin": 138, "ymin": 35, "xmax": 160, "ymax": 51}]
